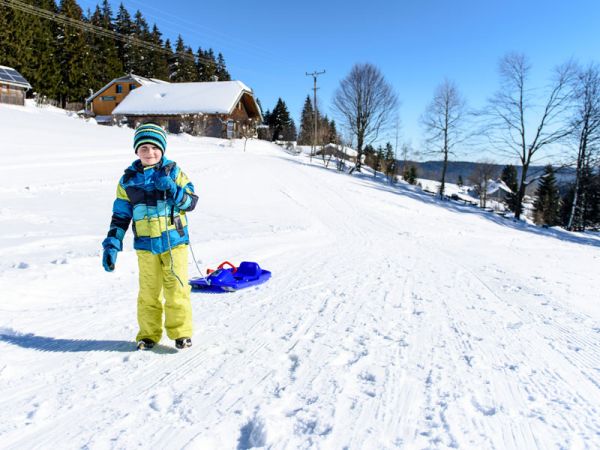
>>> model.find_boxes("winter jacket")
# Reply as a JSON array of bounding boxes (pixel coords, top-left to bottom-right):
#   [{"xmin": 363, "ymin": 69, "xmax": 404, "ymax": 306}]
[{"xmin": 103, "ymin": 156, "xmax": 198, "ymax": 255}]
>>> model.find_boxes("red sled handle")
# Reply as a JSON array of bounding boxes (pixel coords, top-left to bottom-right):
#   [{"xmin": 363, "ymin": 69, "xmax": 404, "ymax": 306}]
[{"xmin": 207, "ymin": 261, "xmax": 237, "ymax": 275}]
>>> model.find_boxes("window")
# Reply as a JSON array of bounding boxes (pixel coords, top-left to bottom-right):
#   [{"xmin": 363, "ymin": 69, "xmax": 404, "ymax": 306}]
[
  {"xmin": 101, "ymin": 96, "xmax": 116, "ymax": 101},
  {"xmin": 116, "ymin": 84, "xmax": 122, "ymax": 93},
  {"xmin": 129, "ymin": 84, "xmax": 136, "ymax": 91}
]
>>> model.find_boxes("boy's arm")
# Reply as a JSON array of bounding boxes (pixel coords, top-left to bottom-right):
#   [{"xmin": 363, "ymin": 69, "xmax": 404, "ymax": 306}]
[
  {"xmin": 102, "ymin": 183, "xmax": 133, "ymax": 251},
  {"xmin": 172, "ymin": 168, "xmax": 199, "ymax": 212}
]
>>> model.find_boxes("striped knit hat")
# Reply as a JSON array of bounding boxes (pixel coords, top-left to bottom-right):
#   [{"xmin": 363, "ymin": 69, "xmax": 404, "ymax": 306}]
[{"xmin": 134, "ymin": 122, "xmax": 167, "ymax": 154}]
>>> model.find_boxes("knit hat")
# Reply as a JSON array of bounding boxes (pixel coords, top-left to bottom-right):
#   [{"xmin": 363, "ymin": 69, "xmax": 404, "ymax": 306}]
[{"xmin": 134, "ymin": 122, "xmax": 167, "ymax": 154}]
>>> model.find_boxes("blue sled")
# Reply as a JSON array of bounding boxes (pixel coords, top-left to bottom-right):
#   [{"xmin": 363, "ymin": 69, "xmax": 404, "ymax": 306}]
[{"xmin": 190, "ymin": 261, "xmax": 271, "ymax": 293}]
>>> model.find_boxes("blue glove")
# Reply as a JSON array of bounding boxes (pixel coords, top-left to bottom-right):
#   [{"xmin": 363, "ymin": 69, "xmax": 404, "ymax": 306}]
[
  {"xmin": 103, "ymin": 247, "xmax": 118, "ymax": 272},
  {"xmin": 155, "ymin": 176, "xmax": 177, "ymax": 196}
]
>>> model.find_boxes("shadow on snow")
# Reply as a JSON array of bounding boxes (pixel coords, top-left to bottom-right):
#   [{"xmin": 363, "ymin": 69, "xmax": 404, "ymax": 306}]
[{"xmin": 0, "ymin": 331, "xmax": 177, "ymax": 354}]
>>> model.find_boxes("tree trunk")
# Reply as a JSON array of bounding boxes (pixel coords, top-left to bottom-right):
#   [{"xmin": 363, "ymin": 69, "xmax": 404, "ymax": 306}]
[
  {"xmin": 440, "ymin": 149, "xmax": 448, "ymax": 198},
  {"xmin": 355, "ymin": 133, "xmax": 364, "ymax": 171},
  {"xmin": 515, "ymin": 163, "xmax": 529, "ymax": 219},
  {"xmin": 567, "ymin": 132, "xmax": 587, "ymax": 230}
]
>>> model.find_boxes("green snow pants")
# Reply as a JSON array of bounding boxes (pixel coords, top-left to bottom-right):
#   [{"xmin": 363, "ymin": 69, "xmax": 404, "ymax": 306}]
[{"xmin": 135, "ymin": 245, "xmax": 193, "ymax": 343}]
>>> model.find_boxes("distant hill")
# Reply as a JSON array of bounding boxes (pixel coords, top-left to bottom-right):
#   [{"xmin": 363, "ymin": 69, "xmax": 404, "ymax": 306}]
[{"xmin": 398, "ymin": 160, "xmax": 576, "ymax": 187}]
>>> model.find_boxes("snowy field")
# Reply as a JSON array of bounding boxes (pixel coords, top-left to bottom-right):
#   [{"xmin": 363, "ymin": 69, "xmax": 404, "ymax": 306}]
[{"xmin": 0, "ymin": 102, "xmax": 599, "ymax": 449}]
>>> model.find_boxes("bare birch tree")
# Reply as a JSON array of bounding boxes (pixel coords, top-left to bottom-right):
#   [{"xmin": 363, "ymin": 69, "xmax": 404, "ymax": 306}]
[
  {"xmin": 567, "ymin": 64, "xmax": 600, "ymax": 230},
  {"xmin": 483, "ymin": 52, "xmax": 575, "ymax": 219},
  {"xmin": 333, "ymin": 63, "xmax": 398, "ymax": 171},
  {"xmin": 469, "ymin": 160, "xmax": 497, "ymax": 208},
  {"xmin": 421, "ymin": 79, "xmax": 467, "ymax": 198}
]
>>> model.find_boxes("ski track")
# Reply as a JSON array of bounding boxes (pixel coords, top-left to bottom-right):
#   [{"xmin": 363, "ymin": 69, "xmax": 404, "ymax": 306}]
[{"xmin": 1, "ymin": 129, "xmax": 599, "ymax": 448}]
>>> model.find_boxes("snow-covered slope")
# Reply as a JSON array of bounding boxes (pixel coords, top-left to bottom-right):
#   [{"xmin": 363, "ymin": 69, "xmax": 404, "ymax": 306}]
[{"xmin": 0, "ymin": 102, "xmax": 599, "ymax": 449}]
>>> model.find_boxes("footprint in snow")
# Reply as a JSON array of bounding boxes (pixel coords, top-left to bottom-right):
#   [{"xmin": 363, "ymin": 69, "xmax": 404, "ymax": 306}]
[{"xmin": 149, "ymin": 390, "xmax": 173, "ymax": 412}]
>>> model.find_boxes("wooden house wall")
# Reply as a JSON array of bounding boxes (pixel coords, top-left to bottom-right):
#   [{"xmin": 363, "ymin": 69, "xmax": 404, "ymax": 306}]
[
  {"xmin": 91, "ymin": 80, "xmax": 142, "ymax": 115},
  {"xmin": 0, "ymin": 83, "xmax": 26, "ymax": 106}
]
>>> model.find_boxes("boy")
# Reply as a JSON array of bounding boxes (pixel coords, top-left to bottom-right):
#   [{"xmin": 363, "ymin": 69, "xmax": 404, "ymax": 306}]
[{"xmin": 102, "ymin": 122, "xmax": 198, "ymax": 350}]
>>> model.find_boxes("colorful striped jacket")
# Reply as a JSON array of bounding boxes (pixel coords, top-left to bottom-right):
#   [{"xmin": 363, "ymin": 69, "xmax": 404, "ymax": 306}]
[{"xmin": 103, "ymin": 156, "xmax": 198, "ymax": 255}]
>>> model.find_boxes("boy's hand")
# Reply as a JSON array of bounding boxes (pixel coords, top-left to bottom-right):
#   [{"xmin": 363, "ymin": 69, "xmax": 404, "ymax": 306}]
[
  {"xmin": 155, "ymin": 176, "xmax": 177, "ymax": 196},
  {"xmin": 103, "ymin": 247, "xmax": 118, "ymax": 272}
]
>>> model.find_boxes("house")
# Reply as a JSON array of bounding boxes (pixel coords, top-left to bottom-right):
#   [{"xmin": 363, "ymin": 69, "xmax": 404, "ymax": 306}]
[
  {"xmin": 112, "ymin": 80, "xmax": 263, "ymax": 138},
  {"xmin": 0, "ymin": 65, "xmax": 32, "ymax": 106},
  {"xmin": 485, "ymin": 179, "xmax": 513, "ymax": 201},
  {"xmin": 85, "ymin": 73, "xmax": 167, "ymax": 123},
  {"xmin": 316, "ymin": 143, "xmax": 359, "ymax": 163}
]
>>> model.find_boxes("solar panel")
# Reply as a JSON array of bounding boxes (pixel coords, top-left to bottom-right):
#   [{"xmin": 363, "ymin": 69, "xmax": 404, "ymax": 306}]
[{"xmin": 0, "ymin": 67, "xmax": 31, "ymax": 88}]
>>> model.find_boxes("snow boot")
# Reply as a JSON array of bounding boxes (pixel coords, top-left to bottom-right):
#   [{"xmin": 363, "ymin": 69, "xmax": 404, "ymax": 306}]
[
  {"xmin": 175, "ymin": 337, "xmax": 192, "ymax": 349},
  {"xmin": 137, "ymin": 338, "xmax": 156, "ymax": 350}
]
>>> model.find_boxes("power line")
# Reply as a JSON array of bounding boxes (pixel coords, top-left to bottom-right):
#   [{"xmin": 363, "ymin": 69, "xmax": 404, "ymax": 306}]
[
  {"xmin": 306, "ymin": 70, "xmax": 325, "ymax": 161},
  {"xmin": 113, "ymin": 0, "xmax": 292, "ymax": 67},
  {"xmin": 1, "ymin": 0, "xmax": 222, "ymax": 67}
]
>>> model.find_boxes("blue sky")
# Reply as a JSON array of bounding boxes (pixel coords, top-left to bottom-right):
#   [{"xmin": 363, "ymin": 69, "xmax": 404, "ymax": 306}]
[{"xmin": 83, "ymin": 0, "xmax": 600, "ymax": 163}]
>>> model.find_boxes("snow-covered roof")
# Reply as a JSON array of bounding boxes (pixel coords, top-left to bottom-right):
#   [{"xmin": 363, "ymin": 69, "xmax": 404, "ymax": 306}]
[
  {"xmin": 112, "ymin": 81, "xmax": 259, "ymax": 117},
  {"xmin": 486, "ymin": 179, "xmax": 513, "ymax": 195},
  {"xmin": 85, "ymin": 73, "xmax": 168, "ymax": 103},
  {"xmin": 0, "ymin": 65, "xmax": 32, "ymax": 90}
]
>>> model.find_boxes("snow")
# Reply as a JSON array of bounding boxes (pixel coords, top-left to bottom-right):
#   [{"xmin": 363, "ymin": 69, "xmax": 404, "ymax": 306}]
[
  {"xmin": 112, "ymin": 80, "xmax": 254, "ymax": 115},
  {"xmin": 1, "ymin": 101, "xmax": 600, "ymax": 449}
]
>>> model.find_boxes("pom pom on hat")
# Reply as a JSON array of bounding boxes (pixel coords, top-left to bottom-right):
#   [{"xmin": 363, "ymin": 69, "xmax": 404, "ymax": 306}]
[{"xmin": 134, "ymin": 122, "xmax": 167, "ymax": 154}]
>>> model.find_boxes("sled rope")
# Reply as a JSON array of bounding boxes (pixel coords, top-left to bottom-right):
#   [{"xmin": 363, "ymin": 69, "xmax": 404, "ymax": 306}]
[{"xmin": 162, "ymin": 193, "xmax": 185, "ymax": 288}]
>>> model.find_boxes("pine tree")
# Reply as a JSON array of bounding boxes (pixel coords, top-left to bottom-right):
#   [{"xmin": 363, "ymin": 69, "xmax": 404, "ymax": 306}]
[
  {"xmin": 0, "ymin": 3, "xmax": 10, "ymax": 65},
  {"xmin": 114, "ymin": 3, "xmax": 133, "ymax": 73},
  {"xmin": 216, "ymin": 53, "xmax": 231, "ymax": 81},
  {"xmin": 363, "ymin": 144, "xmax": 376, "ymax": 169},
  {"xmin": 328, "ymin": 119, "xmax": 338, "ymax": 144},
  {"xmin": 533, "ymin": 165, "xmax": 561, "ymax": 226},
  {"xmin": 384, "ymin": 142, "xmax": 396, "ymax": 183},
  {"xmin": 501, "ymin": 164, "xmax": 519, "ymax": 212},
  {"xmin": 373, "ymin": 146, "xmax": 384, "ymax": 178},
  {"xmin": 131, "ymin": 10, "xmax": 152, "ymax": 75},
  {"xmin": 170, "ymin": 36, "xmax": 195, "ymax": 82},
  {"xmin": 268, "ymin": 98, "xmax": 296, "ymax": 141},
  {"xmin": 2, "ymin": 0, "xmax": 36, "ymax": 73},
  {"xmin": 164, "ymin": 39, "xmax": 178, "ymax": 80},
  {"xmin": 404, "ymin": 166, "xmax": 418, "ymax": 185},
  {"xmin": 298, "ymin": 95, "xmax": 314, "ymax": 145},
  {"xmin": 148, "ymin": 24, "xmax": 169, "ymax": 80},
  {"xmin": 28, "ymin": 0, "xmax": 62, "ymax": 101},
  {"xmin": 57, "ymin": 0, "xmax": 93, "ymax": 106},
  {"xmin": 589, "ymin": 172, "xmax": 600, "ymax": 227},
  {"xmin": 89, "ymin": 2, "xmax": 122, "ymax": 90},
  {"xmin": 319, "ymin": 114, "xmax": 332, "ymax": 145},
  {"xmin": 197, "ymin": 48, "xmax": 217, "ymax": 81}
]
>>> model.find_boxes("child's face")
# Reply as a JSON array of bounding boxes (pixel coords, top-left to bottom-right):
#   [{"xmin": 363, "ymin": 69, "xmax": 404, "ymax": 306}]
[{"xmin": 137, "ymin": 144, "xmax": 162, "ymax": 166}]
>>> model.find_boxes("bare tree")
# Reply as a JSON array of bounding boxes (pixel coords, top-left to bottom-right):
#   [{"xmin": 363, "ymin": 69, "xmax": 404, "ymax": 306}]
[
  {"xmin": 483, "ymin": 52, "xmax": 575, "ymax": 219},
  {"xmin": 421, "ymin": 79, "xmax": 467, "ymax": 198},
  {"xmin": 333, "ymin": 63, "xmax": 398, "ymax": 171},
  {"xmin": 238, "ymin": 118, "xmax": 258, "ymax": 152},
  {"xmin": 469, "ymin": 160, "xmax": 497, "ymax": 208},
  {"xmin": 567, "ymin": 64, "xmax": 600, "ymax": 230}
]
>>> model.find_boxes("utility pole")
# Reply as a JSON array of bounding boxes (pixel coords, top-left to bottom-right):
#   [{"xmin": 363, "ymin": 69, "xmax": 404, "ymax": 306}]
[
  {"xmin": 394, "ymin": 117, "xmax": 399, "ymax": 184},
  {"xmin": 306, "ymin": 70, "xmax": 325, "ymax": 162}
]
